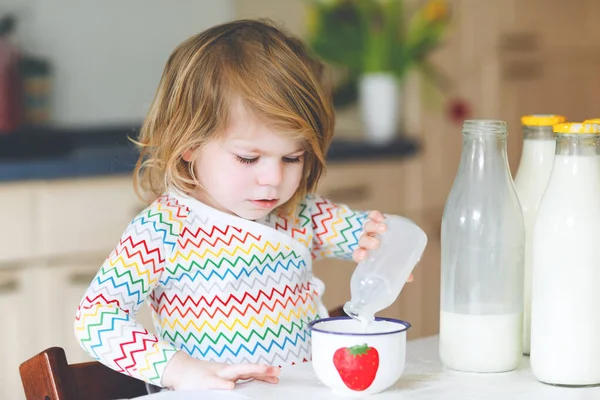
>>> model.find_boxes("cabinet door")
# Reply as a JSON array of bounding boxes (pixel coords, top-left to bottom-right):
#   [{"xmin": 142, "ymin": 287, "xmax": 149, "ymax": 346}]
[
  {"xmin": 37, "ymin": 258, "xmax": 156, "ymax": 365},
  {"xmin": 419, "ymin": 208, "xmax": 443, "ymax": 338},
  {"xmin": 510, "ymin": 0, "xmax": 600, "ymax": 50},
  {"xmin": 499, "ymin": 53, "xmax": 600, "ymax": 173},
  {"xmin": 36, "ymin": 176, "xmax": 147, "ymax": 258},
  {"xmin": 0, "ymin": 268, "xmax": 29, "ymax": 400},
  {"xmin": 0, "ymin": 183, "xmax": 34, "ymax": 262},
  {"xmin": 317, "ymin": 160, "xmax": 421, "ymax": 215}
]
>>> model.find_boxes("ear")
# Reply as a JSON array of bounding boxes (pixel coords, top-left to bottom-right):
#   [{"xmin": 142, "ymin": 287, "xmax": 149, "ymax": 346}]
[{"xmin": 182, "ymin": 149, "xmax": 195, "ymax": 162}]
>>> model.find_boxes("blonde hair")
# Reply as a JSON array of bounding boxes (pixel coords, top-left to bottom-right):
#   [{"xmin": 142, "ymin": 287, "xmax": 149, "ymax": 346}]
[{"xmin": 133, "ymin": 19, "xmax": 335, "ymax": 210}]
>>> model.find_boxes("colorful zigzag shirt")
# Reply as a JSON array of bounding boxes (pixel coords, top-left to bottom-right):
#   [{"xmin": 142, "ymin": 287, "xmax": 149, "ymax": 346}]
[{"xmin": 74, "ymin": 191, "xmax": 367, "ymax": 387}]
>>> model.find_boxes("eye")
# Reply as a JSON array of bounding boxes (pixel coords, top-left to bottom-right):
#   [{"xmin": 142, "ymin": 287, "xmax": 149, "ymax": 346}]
[
  {"xmin": 283, "ymin": 156, "xmax": 303, "ymax": 164},
  {"xmin": 236, "ymin": 155, "xmax": 259, "ymax": 165}
]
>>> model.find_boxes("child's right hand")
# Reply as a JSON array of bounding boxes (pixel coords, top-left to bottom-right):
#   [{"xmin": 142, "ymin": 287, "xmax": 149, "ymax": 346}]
[{"xmin": 162, "ymin": 350, "xmax": 280, "ymax": 390}]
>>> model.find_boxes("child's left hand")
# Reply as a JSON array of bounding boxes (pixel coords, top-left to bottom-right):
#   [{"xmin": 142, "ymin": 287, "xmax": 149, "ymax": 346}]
[{"xmin": 352, "ymin": 210, "xmax": 414, "ymax": 282}]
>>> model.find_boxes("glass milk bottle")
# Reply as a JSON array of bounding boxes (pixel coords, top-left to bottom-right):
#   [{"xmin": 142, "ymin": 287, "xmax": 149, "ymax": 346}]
[
  {"xmin": 530, "ymin": 122, "xmax": 600, "ymax": 386},
  {"xmin": 440, "ymin": 120, "xmax": 525, "ymax": 373},
  {"xmin": 513, "ymin": 114, "xmax": 565, "ymax": 355}
]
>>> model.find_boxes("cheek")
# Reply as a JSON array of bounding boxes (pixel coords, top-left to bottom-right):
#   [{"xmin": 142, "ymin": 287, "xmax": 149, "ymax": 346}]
[
  {"xmin": 229, "ymin": 168, "xmax": 253, "ymax": 188},
  {"xmin": 196, "ymin": 155, "xmax": 246, "ymax": 189},
  {"xmin": 218, "ymin": 162, "xmax": 249, "ymax": 186},
  {"xmin": 285, "ymin": 164, "xmax": 304, "ymax": 190}
]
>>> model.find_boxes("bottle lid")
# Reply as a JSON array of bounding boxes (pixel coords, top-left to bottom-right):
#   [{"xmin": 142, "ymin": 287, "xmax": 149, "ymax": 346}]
[
  {"xmin": 583, "ymin": 119, "xmax": 600, "ymax": 124},
  {"xmin": 521, "ymin": 114, "xmax": 566, "ymax": 126},
  {"xmin": 553, "ymin": 122, "xmax": 600, "ymax": 134}
]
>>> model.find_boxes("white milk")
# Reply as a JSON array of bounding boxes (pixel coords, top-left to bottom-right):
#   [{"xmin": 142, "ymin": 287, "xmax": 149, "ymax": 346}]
[
  {"xmin": 358, "ymin": 314, "xmax": 375, "ymax": 333},
  {"xmin": 531, "ymin": 154, "xmax": 600, "ymax": 385},
  {"xmin": 319, "ymin": 318, "xmax": 404, "ymax": 334},
  {"xmin": 513, "ymin": 138, "xmax": 556, "ymax": 355},
  {"xmin": 439, "ymin": 311, "xmax": 522, "ymax": 373}
]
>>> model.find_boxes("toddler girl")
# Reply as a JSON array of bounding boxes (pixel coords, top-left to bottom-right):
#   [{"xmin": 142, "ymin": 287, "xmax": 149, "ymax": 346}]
[{"xmin": 74, "ymin": 19, "xmax": 407, "ymax": 392}]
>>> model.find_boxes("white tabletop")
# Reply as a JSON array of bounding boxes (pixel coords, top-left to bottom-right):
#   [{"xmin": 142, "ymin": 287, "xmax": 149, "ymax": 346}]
[{"xmin": 135, "ymin": 335, "xmax": 600, "ymax": 399}]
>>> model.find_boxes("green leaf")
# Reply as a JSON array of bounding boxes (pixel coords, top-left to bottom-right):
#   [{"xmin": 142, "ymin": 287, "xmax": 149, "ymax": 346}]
[
  {"xmin": 348, "ymin": 343, "xmax": 371, "ymax": 356},
  {"xmin": 307, "ymin": 1, "xmax": 366, "ymax": 74}
]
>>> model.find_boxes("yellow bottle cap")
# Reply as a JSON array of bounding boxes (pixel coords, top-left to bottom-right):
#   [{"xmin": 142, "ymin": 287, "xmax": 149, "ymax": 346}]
[
  {"xmin": 521, "ymin": 114, "xmax": 566, "ymax": 126},
  {"xmin": 553, "ymin": 122, "xmax": 600, "ymax": 134},
  {"xmin": 583, "ymin": 118, "xmax": 600, "ymax": 124}
]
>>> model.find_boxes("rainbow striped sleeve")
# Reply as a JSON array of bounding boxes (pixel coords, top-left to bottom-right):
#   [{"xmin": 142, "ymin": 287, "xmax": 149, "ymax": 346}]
[
  {"xmin": 307, "ymin": 195, "xmax": 368, "ymax": 261},
  {"xmin": 73, "ymin": 200, "xmax": 183, "ymax": 386}
]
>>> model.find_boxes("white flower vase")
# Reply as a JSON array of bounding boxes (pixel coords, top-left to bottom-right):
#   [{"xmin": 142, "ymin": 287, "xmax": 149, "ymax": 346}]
[{"xmin": 358, "ymin": 73, "xmax": 401, "ymax": 144}]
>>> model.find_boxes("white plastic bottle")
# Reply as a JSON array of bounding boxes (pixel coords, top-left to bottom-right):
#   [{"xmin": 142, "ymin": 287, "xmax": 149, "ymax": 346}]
[
  {"xmin": 513, "ymin": 114, "xmax": 565, "ymax": 355},
  {"xmin": 440, "ymin": 120, "xmax": 525, "ymax": 373},
  {"xmin": 530, "ymin": 122, "xmax": 600, "ymax": 386},
  {"xmin": 343, "ymin": 215, "xmax": 427, "ymax": 323}
]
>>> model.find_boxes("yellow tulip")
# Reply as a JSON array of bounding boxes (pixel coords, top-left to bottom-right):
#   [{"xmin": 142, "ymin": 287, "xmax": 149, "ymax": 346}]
[{"xmin": 424, "ymin": 0, "xmax": 448, "ymax": 23}]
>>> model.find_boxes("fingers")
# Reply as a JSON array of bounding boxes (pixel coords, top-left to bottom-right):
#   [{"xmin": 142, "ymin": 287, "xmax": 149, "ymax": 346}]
[
  {"xmin": 352, "ymin": 248, "xmax": 368, "ymax": 263},
  {"xmin": 254, "ymin": 375, "xmax": 280, "ymax": 384},
  {"xmin": 354, "ymin": 229, "xmax": 381, "ymax": 263},
  {"xmin": 353, "ymin": 210, "xmax": 386, "ymax": 263},
  {"xmin": 408, "ymin": 274, "xmax": 414, "ymax": 282},
  {"xmin": 368, "ymin": 210, "xmax": 385, "ymax": 223},
  {"xmin": 362, "ymin": 220, "xmax": 386, "ymax": 235},
  {"xmin": 359, "ymin": 234, "xmax": 380, "ymax": 251},
  {"xmin": 205, "ymin": 376, "xmax": 236, "ymax": 390},
  {"xmin": 217, "ymin": 364, "xmax": 280, "ymax": 381}
]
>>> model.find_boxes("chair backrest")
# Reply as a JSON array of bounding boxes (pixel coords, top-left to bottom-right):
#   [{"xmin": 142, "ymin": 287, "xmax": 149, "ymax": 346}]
[{"xmin": 19, "ymin": 347, "xmax": 147, "ymax": 400}]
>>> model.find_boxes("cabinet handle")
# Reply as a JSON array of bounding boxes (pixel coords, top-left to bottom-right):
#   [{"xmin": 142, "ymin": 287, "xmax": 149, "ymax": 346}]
[
  {"xmin": 0, "ymin": 279, "xmax": 18, "ymax": 294},
  {"xmin": 324, "ymin": 184, "xmax": 370, "ymax": 203},
  {"xmin": 502, "ymin": 60, "xmax": 544, "ymax": 81},
  {"xmin": 499, "ymin": 31, "xmax": 540, "ymax": 52},
  {"xmin": 69, "ymin": 272, "xmax": 98, "ymax": 286}
]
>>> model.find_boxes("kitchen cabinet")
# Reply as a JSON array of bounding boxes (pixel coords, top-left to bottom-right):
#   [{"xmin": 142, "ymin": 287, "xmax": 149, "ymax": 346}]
[
  {"xmin": 35, "ymin": 257, "xmax": 156, "ymax": 366},
  {"xmin": 506, "ymin": 0, "xmax": 600, "ymax": 51},
  {"xmin": 498, "ymin": 52, "xmax": 600, "ymax": 170},
  {"xmin": 36, "ymin": 177, "xmax": 147, "ymax": 258},
  {"xmin": 0, "ymin": 176, "xmax": 147, "ymax": 400},
  {"xmin": 0, "ymin": 267, "xmax": 34, "ymax": 400},
  {"xmin": 0, "ymin": 183, "xmax": 34, "ymax": 263}
]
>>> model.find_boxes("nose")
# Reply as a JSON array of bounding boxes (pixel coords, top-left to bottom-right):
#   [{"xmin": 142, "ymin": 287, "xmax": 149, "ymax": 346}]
[{"xmin": 257, "ymin": 161, "xmax": 283, "ymax": 187}]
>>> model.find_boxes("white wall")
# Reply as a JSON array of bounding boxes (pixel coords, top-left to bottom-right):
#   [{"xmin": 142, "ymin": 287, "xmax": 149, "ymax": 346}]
[{"xmin": 1, "ymin": 0, "xmax": 233, "ymax": 127}]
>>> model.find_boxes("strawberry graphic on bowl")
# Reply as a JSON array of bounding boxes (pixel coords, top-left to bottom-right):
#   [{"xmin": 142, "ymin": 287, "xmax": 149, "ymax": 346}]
[{"xmin": 332, "ymin": 343, "xmax": 379, "ymax": 391}]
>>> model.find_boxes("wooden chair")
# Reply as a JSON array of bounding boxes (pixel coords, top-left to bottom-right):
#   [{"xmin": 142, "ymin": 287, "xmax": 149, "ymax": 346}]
[
  {"xmin": 19, "ymin": 347, "xmax": 146, "ymax": 400},
  {"xmin": 19, "ymin": 306, "xmax": 348, "ymax": 400}
]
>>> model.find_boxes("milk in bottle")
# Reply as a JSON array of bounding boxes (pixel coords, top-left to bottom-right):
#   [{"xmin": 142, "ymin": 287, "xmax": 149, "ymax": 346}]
[
  {"xmin": 440, "ymin": 120, "xmax": 525, "ymax": 373},
  {"xmin": 513, "ymin": 114, "xmax": 565, "ymax": 355},
  {"xmin": 531, "ymin": 122, "xmax": 600, "ymax": 385}
]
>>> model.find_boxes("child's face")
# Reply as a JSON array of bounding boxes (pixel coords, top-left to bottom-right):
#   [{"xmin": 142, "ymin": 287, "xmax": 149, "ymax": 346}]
[{"xmin": 187, "ymin": 99, "xmax": 305, "ymax": 220}]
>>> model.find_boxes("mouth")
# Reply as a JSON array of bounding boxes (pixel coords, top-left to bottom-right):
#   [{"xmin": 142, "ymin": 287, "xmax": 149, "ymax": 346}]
[{"xmin": 250, "ymin": 199, "xmax": 279, "ymax": 209}]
